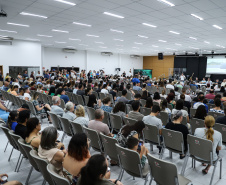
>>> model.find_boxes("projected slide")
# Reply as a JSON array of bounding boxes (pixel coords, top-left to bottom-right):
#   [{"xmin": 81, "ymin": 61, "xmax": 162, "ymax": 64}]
[
  {"xmin": 134, "ymin": 69, "xmax": 152, "ymax": 78},
  {"xmin": 207, "ymin": 58, "xmax": 226, "ymax": 74}
]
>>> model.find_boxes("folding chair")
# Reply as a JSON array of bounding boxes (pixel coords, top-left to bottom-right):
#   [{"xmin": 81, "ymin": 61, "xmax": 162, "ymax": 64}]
[
  {"xmin": 109, "ymin": 113, "xmax": 123, "ymax": 132},
  {"xmin": 123, "ymin": 117, "xmax": 137, "ymax": 126},
  {"xmin": 190, "ymin": 118, "xmax": 205, "ymax": 135}
]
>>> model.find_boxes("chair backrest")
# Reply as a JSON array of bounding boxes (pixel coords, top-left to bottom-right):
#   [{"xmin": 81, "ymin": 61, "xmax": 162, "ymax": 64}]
[
  {"xmin": 162, "ymin": 128, "xmax": 184, "ymax": 153},
  {"xmin": 47, "ymin": 164, "xmax": 70, "ymax": 185},
  {"xmin": 117, "ymin": 91, "xmax": 122, "ymax": 97},
  {"xmin": 126, "ymin": 104, "xmax": 132, "ymax": 114},
  {"xmin": 126, "ymin": 92, "xmax": 133, "ymax": 100},
  {"xmin": 58, "ymin": 117, "xmax": 73, "ymax": 136},
  {"xmin": 70, "ymin": 121, "xmax": 84, "ymax": 134},
  {"xmin": 99, "ymin": 92, "xmax": 106, "ymax": 101},
  {"xmin": 27, "ymin": 101, "xmax": 37, "ymax": 116},
  {"xmin": 158, "ymin": 111, "xmax": 169, "ymax": 126},
  {"xmin": 140, "ymin": 107, "xmax": 152, "ymax": 116},
  {"xmin": 102, "ymin": 111, "xmax": 111, "ymax": 127},
  {"xmin": 109, "ymin": 113, "xmax": 123, "ymax": 131},
  {"xmin": 86, "ymin": 107, "xmax": 96, "ymax": 121},
  {"xmin": 47, "ymin": 95, "xmax": 53, "ymax": 105},
  {"xmin": 191, "ymin": 101, "xmax": 195, "ymax": 108},
  {"xmin": 100, "ymin": 133, "xmax": 118, "ymax": 162},
  {"xmin": 214, "ymin": 123, "xmax": 226, "ymax": 144},
  {"xmin": 190, "ymin": 108, "xmax": 196, "ymax": 118},
  {"xmin": 167, "ymin": 104, "xmax": 173, "ymax": 111},
  {"xmin": 30, "ymin": 150, "xmax": 55, "ymax": 185},
  {"xmin": 208, "ymin": 112, "xmax": 224, "ymax": 120},
  {"xmin": 0, "ymin": 123, "xmax": 17, "ymax": 149},
  {"xmin": 18, "ymin": 138, "xmax": 39, "ymax": 171},
  {"xmin": 190, "ymin": 118, "xmax": 205, "ymax": 135},
  {"xmin": 60, "ymin": 99, "xmax": 66, "ymax": 109},
  {"xmin": 123, "ymin": 117, "xmax": 137, "ymax": 126},
  {"xmin": 49, "ymin": 112, "xmax": 62, "ymax": 131},
  {"xmin": 71, "ymin": 94, "xmax": 78, "ymax": 104},
  {"xmin": 77, "ymin": 95, "xmax": 84, "ymax": 106},
  {"xmin": 92, "ymin": 91, "xmax": 99, "ymax": 100},
  {"xmin": 187, "ymin": 134, "xmax": 213, "ymax": 163},
  {"xmin": 207, "ymin": 103, "xmax": 215, "ymax": 111},
  {"xmin": 153, "ymin": 101, "xmax": 159, "ymax": 106},
  {"xmin": 183, "ymin": 106, "xmax": 188, "ymax": 112},
  {"xmin": 147, "ymin": 153, "xmax": 179, "ymax": 185},
  {"xmin": 143, "ymin": 124, "xmax": 160, "ymax": 145},
  {"xmin": 116, "ymin": 144, "xmax": 142, "ymax": 177},
  {"xmin": 83, "ymin": 95, "xmax": 89, "ymax": 106},
  {"xmin": 139, "ymin": 99, "xmax": 146, "ymax": 107},
  {"xmin": 83, "ymin": 127, "xmax": 103, "ymax": 153}
]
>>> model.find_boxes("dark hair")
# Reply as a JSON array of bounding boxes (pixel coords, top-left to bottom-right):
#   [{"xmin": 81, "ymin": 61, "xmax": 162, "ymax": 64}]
[
  {"xmin": 113, "ymin": 102, "xmax": 126, "ymax": 113},
  {"xmin": 134, "ymin": 94, "xmax": 141, "ymax": 99},
  {"xmin": 153, "ymin": 92, "xmax": 160, "ymax": 100},
  {"xmin": 80, "ymin": 154, "xmax": 107, "ymax": 185},
  {"xmin": 68, "ymin": 133, "xmax": 89, "ymax": 161},
  {"xmin": 122, "ymin": 89, "xmax": 127, "ymax": 96},
  {"xmin": 79, "ymin": 84, "xmax": 83, "ymax": 89},
  {"xmin": 194, "ymin": 105, "xmax": 207, "ymax": 120},
  {"xmin": 161, "ymin": 99, "xmax": 167, "ymax": 111},
  {"xmin": 85, "ymin": 87, "xmax": 91, "ymax": 96},
  {"xmin": 180, "ymin": 94, "xmax": 185, "ymax": 100},
  {"xmin": 167, "ymin": 93, "xmax": 175, "ymax": 103},
  {"xmin": 198, "ymin": 95, "xmax": 205, "ymax": 102},
  {"xmin": 142, "ymin": 84, "xmax": 146, "ymax": 88},
  {"xmin": 131, "ymin": 100, "xmax": 140, "ymax": 111},
  {"xmin": 40, "ymin": 127, "xmax": 58, "ymax": 150},
  {"xmin": 175, "ymin": 99, "xmax": 184, "ymax": 110},
  {"xmin": 141, "ymin": 90, "xmax": 148, "ymax": 100},
  {"xmin": 126, "ymin": 136, "xmax": 139, "ymax": 149},
  {"xmin": 7, "ymin": 111, "xmax": 18, "ymax": 129},
  {"xmin": 215, "ymin": 94, "xmax": 222, "ymax": 100},
  {"xmin": 145, "ymin": 97, "xmax": 153, "ymax": 108},
  {"xmin": 223, "ymin": 91, "xmax": 226, "ymax": 97},
  {"xmin": 18, "ymin": 110, "xmax": 30, "ymax": 123},
  {"xmin": 214, "ymin": 98, "xmax": 222, "ymax": 108},
  {"xmin": 126, "ymin": 84, "xmax": 131, "ymax": 90},
  {"xmin": 220, "ymin": 86, "xmax": 225, "ymax": 92},
  {"xmin": 175, "ymin": 87, "xmax": 179, "ymax": 91},
  {"xmin": 55, "ymin": 88, "xmax": 63, "ymax": 96},
  {"xmin": 49, "ymin": 86, "xmax": 56, "ymax": 95},
  {"xmin": 103, "ymin": 97, "xmax": 111, "ymax": 104},
  {"xmin": 26, "ymin": 117, "xmax": 39, "ymax": 137},
  {"xmin": 151, "ymin": 105, "xmax": 160, "ymax": 113},
  {"xmin": 87, "ymin": 94, "xmax": 97, "ymax": 108},
  {"xmin": 121, "ymin": 120, "xmax": 145, "ymax": 138}
]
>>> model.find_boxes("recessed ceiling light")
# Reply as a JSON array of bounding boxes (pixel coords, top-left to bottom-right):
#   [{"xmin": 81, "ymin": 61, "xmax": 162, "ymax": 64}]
[
  {"xmin": 189, "ymin": 37, "xmax": 197, "ymax": 40},
  {"xmin": 99, "ymin": 46, "xmax": 107, "ymax": 48},
  {"xmin": 169, "ymin": 31, "xmax": 180, "ymax": 35},
  {"xmin": 159, "ymin": 40, "xmax": 167, "ymax": 42},
  {"xmin": 20, "ymin": 12, "xmax": 47, "ymax": 19},
  {"xmin": 79, "ymin": 44, "xmax": 88, "ymax": 46},
  {"xmin": 26, "ymin": 38, "xmax": 40, "ymax": 41},
  {"xmin": 157, "ymin": 0, "xmax": 175, "ymax": 7},
  {"xmin": 95, "ymin": 42, "xmax": 104, "ymax": 44},
  {"xmin": 103, "ymin": 12, "xmax": 124, "ymax": 19},
  {"xmin": 175, "ymin": 43, "xmax": 182, "ymax": 46},
  {"xmin": 152, "ymin": 45, "xmax": 159, "ymax": 47},
  {"xmin": 134, "ymin": 42, "xmax": 143, "ymax": 45},
  {"xmin": 86, "ymin": 34, "xmax": 99, "ymax": 38},
  {"xmin": 110, "ymin": 29, "xmax": 124, "ymax": 33},
  {"xmin": 37, "ymin": 34, "xmax": 53, "ymax": 38},
  {"xmin": 213, "ymin": 25, "xmax": 223, "ymax": 30},
  {"xmin": 52, "ymin": 29, "xmax": 69, "ymax": 33},
  {"xmin": 55, "ymin": 41, "xmax": 66, "ymax": 43},
  {"xmin": 7, "ymin": 22, "xmax": 29, "ymax": 27},
  {"xmin": 0, "ymin": 29, "xmax": 17, "ymax": 33},
  {"xmin": 53, "ymin": 0, "xmax": 76, "ymax": 6},
  {"xmin": 73, "ymin": 22, "xmax": 91, "ymax": 27},
  {"xmin": 204, "ymin": 41, "xmax": 210, "ymax": 44},
  {"xmin": 114, "ymin": 39, "xmax": 124, "ymax": 41},
  {"xmin": 189, "ymin": 46, "xmax": 199, "ymax": 49},
  {"xmin": 138, "ymin": 35, "xmax": 148, "ymax": 38},
  {"xmin": 69, "ymin": 38, "xmax": 81, "ymax": 41},
  {"xmin": 142, "ymin": 23, "xmax": 157, "ymax": 28},
  {"xmin": 191, "ymin": 14, "xmax": 203, "ymax": 21}
]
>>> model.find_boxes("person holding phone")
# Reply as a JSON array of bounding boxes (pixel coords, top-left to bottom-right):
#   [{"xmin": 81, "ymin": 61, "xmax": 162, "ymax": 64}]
[{"xmin": 0, "ymin": 174, "xmax": 22, "ymax": 185}]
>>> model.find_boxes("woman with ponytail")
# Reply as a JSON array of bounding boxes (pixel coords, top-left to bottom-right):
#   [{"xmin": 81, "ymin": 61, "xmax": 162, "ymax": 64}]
[
  {"xmin": 7, "ymin": 111, "xmax": 18, "ymax": 131},
  {"xmin": 194, "ymin": 115, "xmax": 222, "ymax": 174}
]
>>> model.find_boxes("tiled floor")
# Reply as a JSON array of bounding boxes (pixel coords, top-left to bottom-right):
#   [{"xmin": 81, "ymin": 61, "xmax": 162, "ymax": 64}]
[{"xmin": 1, "ymin": 118, "xmax": 226, "ymax": 185}]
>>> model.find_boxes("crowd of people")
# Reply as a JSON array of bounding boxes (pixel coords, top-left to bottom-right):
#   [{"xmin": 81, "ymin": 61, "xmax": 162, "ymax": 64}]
[{"xmin": 0, "ymin": 68, "xmax": 226, "ymax": 184}]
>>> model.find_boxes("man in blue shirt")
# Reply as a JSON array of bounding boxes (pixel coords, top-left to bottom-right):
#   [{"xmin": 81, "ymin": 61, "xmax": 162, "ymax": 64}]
[
  {"xmin": 59, "ymin": 89, "xmax": 70, "ymax": 104},
  {"xmin": 133, "ymin": 82, "xmax": 141, "ymax": 91},
  {"xmin": 23, "ymin": 70, "xmax": 28, "ymax": 79},
  {"xmin": 132, "ymin": 75, "xmax": 140, "ymax": 84},
  {"xmin": 190, "ymin": 81, "xmax": 198, "ymax": 89}
]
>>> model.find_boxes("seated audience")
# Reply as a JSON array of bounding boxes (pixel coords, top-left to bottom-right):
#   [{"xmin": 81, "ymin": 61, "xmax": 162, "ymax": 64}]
[
  {"xmin": 160, "ymin": 90, "xmax": 167, "ymax": 99},
  {"xmin": 73, "ymin": 105, "xmax": 89, "ymax": 127},
  {"xmin": 32, "ymin": 92, "xmax": 51, "ymax": 116},
  {"xmin": 10, "ymin": 85, "xmax": 19, "ymax": 96},
  {"xmin": 24, "ymin": 88, "xmax": 31, "ymax": 101},
  {"xmin": 7, "ymin": 111, "xmax": 18, "ymax": 131},
  {"xmin": 221, "ymin": 92, "xmax": 226, "ymax": 102},
  {"xmin": 49, "ymin": 86, "xmax": 56, "ymax": 96},
  {"xmin": 59, "ymin": 89, "xmax": 70, "ymax": 104},
  {"xmin": 50, "ymin": 96, "xmax": 64, "ymax": 116},
  {"xmin": 0, "ymin": 101, "xmax": 9, "ymax": 123},
  {"xmin": 87, "ymin": 89, "xmax": 101, "ymax": 109},
  {"xmin": 128, "ymin": 101, "xmax": 144, "ymax": 121},
  {"xmin": 216, "ymin": 108, "xmax": 226, "ymax": 125},
  {"xmin": 18, "ymin": 88, "xmax": 24, "ymax": 99},
  {"xmin": 180, "ymin": 94, "xmax": 191, "ymax": 113},
  {"xmin": 17, "ymin": 104, "xmax": 29, "ymax": 112},
  {"xmin": 194, "ymin": 116, "xmax": 222, "ymax": 174},
  {"xmin": 25, "ymin": 117, "xmax": 41, "ymax": 150},
  {"xmin": 194, "ymin": 105, "xmax": 207, "ymax": 120},
  {"xmin": 63, "ymin": 102, "xmax": 76, "ymax": 121},
  {"xmin": 205, "ymin": 89, "xmax": 215, "ymax": 100},
  {"xmin": 133, "ymin": 82, "xmax": 141, "ymax": 91},
  {"xmin": 101, "ymin": 84, "xmax": 109, "ymax": 94},
  {"xmin": 161, "ymin": 99, "xmax": 171, "ymax": 117},
  {"xmin": 153, "ymin": 92, "xmax": 161, "ymax": 105},
  {"xmin": 101, "ymin": 97, "xmax": 112, "ymax": 113},
  {"xmin": 15, "ymin": 110, "xmax": 30, "ymax": 139},
  {"xmin": 112, "ymin": 102, "xmax": 127, "ymax": 117},
  {"xmin": 77, "ymin": 84, "xmax": 85, "ymax": 96},
  {"xmin": 167, "ymin": 93, "xmax": 176, "ymax": 108},
  {"xmin": 209, "ymin": 98, "xmax": 224, "ymax": 114},
  {"xmin": 145, "ymin": 97, "xmax": 153, "ymax": 109},
  {"xmin": 193, "ymin": 94, "xmax": 208, "ymax": 112},
  {"xmin": 172, "ymin": 99, "xmax": 189, "ymax": 123},
  {"xmin": 117, "ymin": 90, "xmax": 129, "ymax": 104},
  {"xmin": 141, "ymin": 90, "xmax": 148, "ymax": 100}
]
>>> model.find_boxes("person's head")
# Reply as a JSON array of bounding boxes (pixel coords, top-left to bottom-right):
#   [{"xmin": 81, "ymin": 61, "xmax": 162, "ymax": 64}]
[
  {"xmin": 122, "ymin": 89, "xmax": 127, "ymax": 96},
  {"xmin": 204, "ymin": 115, "xmax": 215, "ymax": 142},
  {"xmin": 180, "ymin": 94, "xmax": 185, "ymax": 101},
  {"xmin": 49, "ymin": 86, "xmax": 56, "ymax": 95},
  {"xmin": 175, "ymin": 87, "xmax": 179, "ymax": 92},
  {"xmin": 121, "ymin": 120, "xmax": 145, "ymax": 138},
  {"xmin": 95, "ymin": 109, "xmax": 104, "ymax": 121},
  {"xmin": 215, "ymin": 94, "xmax": 222, "ymax": 100},
  {"xmin": 19, "ymin": 88, "xmax": 24, "ymax": 95},
  {"xmin": 220, "ymin": 86, "xmax": 225, "ymax": 92},
  {"xmin": 161, "ymin": 89, "xmax": 166, "ymax": 95},
  {"xmin": 151, "ymin": 105, "xmax": 160, "ymax": 115},
  {"xmin": 32, "ymin": 92, "xmax": 39, "ymax": 101},
  {"xmin": 210, "ymin": 89, "xmax": 214, "ymax": 94},
  {"xmin": 167, "ymin": 93, "xmax": 175, "ymax": 103},
  {"xmin": 75, "ymin": 105, "xmax": 85, "ymax": 117},
  {"xmin": 24, "ymin": 88, "xmax": 30, "ymax": 94},
  {"xmin": 141, "ymin": 90, "xmax": 148, "ymax": 99},
  {"xmin": 65, "ymin": 102, "xmax": 74, "ymax": 112},
  {"xmin": 175, "ymin": 99, "xmax": 184, "ymax": 110},
  {"xmin": 52, "ymin": 96, "xmax": 61, "ymax": 105},
  {"xmin": 68, "ymin": 133, "xmax": 89, "ymax": 161},
  {"xmin": 131, "ymin": 100, "xmax": 140, "ymax": 112},
  {"xmin": 172, "ymin": 110, "xmax": 183, "ymax": 123},
  {"xmin": 78, "ymin": 84, "xmax": 83, "ymax": 90},
  {"xmin": 113, "ymin": 102, "xmax": 126, "ymax": 113},
  {"xmin": 223, "ymin": 91, "xmax": 226, "ymax": 98},
  {"xmin": 126, "ymin": 136, "xmax": 139, "ymax": 150},
  {"xmin": 12, "ymin": 85, "xmax": 18, "ymax": 91},
  {"xmin": 198, "ymin": 94, "xmax": 205, "ymax": 102},
  {"xmin": 85, "ymin": 87, "xmax": 92, "ymax": 95},
  {"xmin": 134, "ymin": 93, "xmax": 141, "ymax": 100},
  {"xmin": 80, "ymin": 154, "xmax": 108, "ymax": 185},
  {"xmin": 26, "ymin": 117, "xmax": 41, "ymax": 137},
  {"xmin": 161, "ymin": 99, "xmax": 167, "ymax": 111},
  {"xmin": 153, "ymin": 92, "xmax": 160, "ymax": 100},
  {"xmin": 18, "ymin": 110, "xmax": 30, "ymax": 124},
  {"xmin": 103, "ymin": 84, "xmax": 107, "ymax": 89},
  {"xmin": 194, "ymin": 105, "xmax": 207, "ymax": 120},
  {"xmin": 214, "ymin": 98, "xmax": 222, "ymax": 108},
  {"xmin": 182, "ymin": 88, "xmax": 186, "ymax": 94},
  {"xmin": 40, "ymin": 127, "xmax": 58, "ymax": 150},
  {"xmin": 7, "ymin": 111, "xmax": 18, "ymax": 129},
  {"xmin": 102, "ymin": 97, "xmax": 111, "ymax": 106},
  {"xmin": 145, "ymin": 97, "xmax": 153, "ymax": 108}
]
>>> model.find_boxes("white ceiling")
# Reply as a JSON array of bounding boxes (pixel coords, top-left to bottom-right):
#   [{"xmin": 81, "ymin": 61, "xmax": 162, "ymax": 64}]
[{"xmin": 1, "ymin": 0, "xmax": 226, "ymax": 56}]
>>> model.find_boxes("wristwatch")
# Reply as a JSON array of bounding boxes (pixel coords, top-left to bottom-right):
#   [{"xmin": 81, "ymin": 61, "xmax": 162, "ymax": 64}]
[{"xmin": 115, "ymin": 180, "xmax": 118, "ymax": 184}]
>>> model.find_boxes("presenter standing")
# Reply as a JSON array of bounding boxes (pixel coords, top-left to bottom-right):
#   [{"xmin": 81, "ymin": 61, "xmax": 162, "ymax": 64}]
[{"xmin": 180, "ymin": 73, "xmax": 186, "ymax": 81}]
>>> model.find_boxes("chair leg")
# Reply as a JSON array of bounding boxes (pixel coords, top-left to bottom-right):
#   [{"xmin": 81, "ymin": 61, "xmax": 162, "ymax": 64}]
[
  {"xmin": 42, "ymin": 180, "xmax": 46, "ymax": 185},
  {"xmin": 61, "ymin": 133, "xmax": 66, "ymax": 143},
  {"xmin": 159, "ymin": 148, "xmax": 164, "ymax": 159},
  {"xmin": 4, "ymin": 141, "xmax": 9, "ymax": 152},
  {"xmin": 119, "ymin": 169, "xmax": 124, "ymax": 181},
  {"xmin": 133, "ymin": 177, "xmax": 135, "ymax": 180},
  {"xmin": 194, "ymin": 160, "xmax": 196, "ymax": 169},
  {"xmin": 8, "ymin": 148, "xmax": 14, "ymax": 161},
  {"xmin": 149, "ymin": 176, "xmax": 153, "ymax": 185},
  {"xmin": 144, "ymin": 174, "xmax": 149, "ymax": 185},
  {"xmin": 169, "ymin": 151, "xmax": 172, "ymax": 159},
  {"xmin": 181, "ymin": 155, "xmax": 189, "ymax": 175},
  {"xmin": 210, "ymin": 163, "xmax": 218, "ymax": 185},
  {"xmin": 15, "ymin": 153, "xmax": 22, "ymax": 172},
  {"xmin": 17, "ymin": 156, "xmax": 24, "ymax": 172},
  {"xmin": 25, "ymin": 166, "xmax": 33, "ymax": 185},
  {"xmin": 220, "ymin": 159, "xmax": 222, "ymax": 179},
  {"xmin": 150, "ymin": 144, "xmax": 153, "ymax": 151}
]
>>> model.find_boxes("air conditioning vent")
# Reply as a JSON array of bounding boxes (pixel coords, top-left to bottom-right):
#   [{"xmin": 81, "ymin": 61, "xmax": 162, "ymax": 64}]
[
  {"xmin": 130, "ymin": 55, "xmax": 140, "ymax": 58},
  {"xmin": 62, "ymin": 48, "xmax": 77, "ymax": 53},
  {"xmin": 101, "ymin": 52, "xmax": 113, "ymax": 56}
]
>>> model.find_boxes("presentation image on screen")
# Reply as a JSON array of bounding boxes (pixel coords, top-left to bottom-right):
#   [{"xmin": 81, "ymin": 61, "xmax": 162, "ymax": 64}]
[
  {"xmin": 134, "ymin": 69, "xmax": 152, "ymax": 78},
  {"xmin": 207, "ymin": 58, "xmax": 226, "ymax": 74}
]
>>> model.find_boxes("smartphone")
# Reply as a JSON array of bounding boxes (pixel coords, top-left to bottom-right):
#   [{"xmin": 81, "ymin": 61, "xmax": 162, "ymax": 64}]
[
  {"xmin": 107, "ymin": 167, "xmax": 110, "ymax": 172},
  {"xmin": 113, "ymin": 134, "xmax": 117, "ymax": 139},
  {"xmin": 139, "ymin": 141, "xmax": 143, "ymax": 146},
  {"xmin": 1, "ymin": 176, "xmax": 8, "ymax": 184}
]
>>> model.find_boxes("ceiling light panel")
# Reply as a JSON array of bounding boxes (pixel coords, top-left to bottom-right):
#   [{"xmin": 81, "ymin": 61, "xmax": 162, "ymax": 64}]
[
  {"xmin": 169, "ymin": 31, "xmax": 180, "ymax": 34},
  {"xmin": 142, "ymin": 23, "xmax": 157, "ymax": 28},
  {"xmin": 7, "ymin": 22, "xmax": 29, "ymax": 27},
  {"xmin": 138, "ymin": 35, "xmax": 148, "ymax": 38},
  {"xmin": 86, "ymin": 34, "xmax": 99, "ymax": 37},
  {"xmin": 53, "ymin": 0, "xmax": 76, "ymax": 6},
  {"xmin": 157, "ymin": 0, "xmax": 175, "ymax": 7},
  {"xmin": 20, "ymin": 12, "xmax": 47, "ymax": 19},
  {"xmin": 52, "ymin": 29, "xmax": 69, "ymax": 33},
  {"xmin": 73, "ymin": 22, "xmax": 92, "ymax": 27},
  {"xmin": 191, "ymin": 14, "xmax": 203, "ymax": 20},
  {"xmin": 37, "ymin": 34, "xmax": 53, "ymax": 38},
  {"xmin": 103, "ymin": 12, "xmax": 124, "ymax": 19},
  {"xmin": 0, "ymin": 29, "xmax": 17, "ymax": 33},
  {"xmin": 110, "ymin": 29, "xmax": 124, "ymax": 33},
  {"xmin": 213, "ymin": 25, "xmax": 223, "ymax": 30}
]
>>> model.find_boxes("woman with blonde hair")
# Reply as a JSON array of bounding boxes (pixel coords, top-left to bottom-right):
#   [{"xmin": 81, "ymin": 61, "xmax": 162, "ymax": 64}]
[
  {"xmin": 194, "ymin": 115, "xmax": 222, "ymax": 174},
  {"xmin": 73, "ymin": 105, "xmax": 89, "ymax": 127}
]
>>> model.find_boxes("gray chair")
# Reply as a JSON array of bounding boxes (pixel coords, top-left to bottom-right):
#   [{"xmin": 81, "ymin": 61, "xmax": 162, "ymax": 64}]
[
  {"xmin": 208, "ymin": 112, "xmax": 224, "ymax": 120},
  {"xmin": 167, "ymin": 104, "xmax": 173, "ymax": 111},
  {"xmin": 123, "ymin": 117, "xmax": 137, "ymax": 126},
  {"xmin": 214, "ymin": 123, "xmax": 226, "ymax": 145},
  {"xmin": 140, "ymin": 107, "xmax": 152, "ymax": 116},
  {"xmin": 72, "ymin": 94, "xmax": 78, "ymax": 105},
  {"xmin": 126, "ymin": 104, "xmax": 133, "ymax": 114},
  {"xmin": 118, "ymin": 91, "xmax": 122, "ymax": 97},
  {"xmin": 116, "ymin": 144, "xmax": 149, "ymax": 184},
  {"xmin": 86, "ymin": 107, "xmax": 96, "ymax": 120},
  {"xmin": 190, "ymin": 108, "xmax": 196, "ymax": 118},
  {"xmin": 83, "ymin": 95, "xmax": 89, "ymax": 106},
  {"xmin": 92, "ymin": 91, "xmax": 99, "ymax": 100},
  {"xmin": 49, "ymin": 112, "xmax": 63, "ymax": 131},
  {"xmin": 190, "ymin": 118, "xmax": 205, "ymax": 135},
  {"xmin": 140, "ymin": 99, "xmax": 146, "ymax": 107},
  {"xmin": 47, "ymin": 164, "xmax": 70, "ymax": 185},
  {"xmin": 83, "ymin": 126, "xmax": 103, "ymax": 153},
  {"xmin": 58, "ymin": 117, "xmax": 73, "ymax": 141},
  {"xmin": 157, "ymin": 111, "xmax": 169, "ymax": 126},
  {"xmin": 77, "ymin": 95, "xmax": 85, "ymax": 106},
  {"xmin": 126, "ymin": 92, "xmax": 133, "ymax": 100},
  {"xmin": 153, "ymin": 101, "xmax": 160, "ymax": 106},
  {"xmin": 70, "ymin": 120, "xmax": 84, "ymax": 134},
  {"xmin": 47, "ymin": 95, "xmax": 53, "ymax": 105},
  {"xmin": 99, "ymin": 92, "xmax": 106, "ymax": 101},
  {"xmin": 207, "ymin": 103, "xmax": 215, "ymax": 111},
  {"xmin": 147, "ymin": 153, "xmax": 192, "ymax": 185},
  {"xmin": 181, "ymin": 135, "xmax": 222, "ymax": 185},
  {"xmin": 160, "ymin": 128, "xmax": 185, "ymax": 159},
  {"xmin": 30, "ymin": 150, "xmax": 55, "ymax": 185},
  {"xmin": 60, "ymin": 99, "xmax": 66, "ymax": 109},
  {"xmin": 106, "ymin": 93, "xmax": 115, "ymax": 105},
  {"xmin": 191, "ymin": 101, "xmax": 195, "ymax": 108},
  {"xmin": 109, "ymin": 113, "xmax": 123, "ymax": 132},
  {"xmin": 102, "ymin": 111, "xmax": 111, "ymax": 128}
]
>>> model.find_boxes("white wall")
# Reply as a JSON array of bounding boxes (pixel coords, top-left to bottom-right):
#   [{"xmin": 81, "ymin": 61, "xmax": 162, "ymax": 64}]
[{"xmin": 0, "ymin": 40, "xmax": 42, "ymax": 76}]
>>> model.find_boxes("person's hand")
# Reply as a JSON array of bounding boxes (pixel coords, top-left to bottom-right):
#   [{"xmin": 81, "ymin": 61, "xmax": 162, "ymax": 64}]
[
  {"xmin": 57, "ymin": 142, "xmax": 64, "ymax": 149},
  {"xmin": 104, "ymin": 171, "xmax": 111, "ymax": 179},
  {"xmin": 0, "ymin": 174, "xmax": 8, "ymax": 182},
  {"xmin": 116, "ymin": 181, "xmax": 123, "ymax": 185},
  {"xmin": 140, "ymin": 145, "xmax": 145, "ymax": 154}
]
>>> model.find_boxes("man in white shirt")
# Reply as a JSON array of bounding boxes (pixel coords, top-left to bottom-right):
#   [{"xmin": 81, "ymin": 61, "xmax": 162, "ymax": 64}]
[
  {"xmin": 23, "ymin": 88, "xmax": 31, "ymax": 101},
  {"xmin": 100, "ymin": 84, "xmax": 109, "ymax": 94},
  {"xmin": 73, "ymin": 84, "xmax": 78, "ymax": 94},
  {"xmin": 221, "ymin": 79, "xmax": 226, "ymax": 87},
  {"xmin": 178, "ymin": 88, "xmax": 191, "ymax": 102},
  {"xmin": 166, "ymin": 82, "xmax": 174, "ymax": 90},
  {"xmin": 180, "ymin": 73, "xmax": 186, "ymax": 81}
]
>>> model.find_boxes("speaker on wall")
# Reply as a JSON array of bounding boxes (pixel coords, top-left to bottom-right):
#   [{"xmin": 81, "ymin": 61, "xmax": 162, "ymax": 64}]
[{"xmin": 158, "ymin": 53, "xmax": 163, "ymax": 60}]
